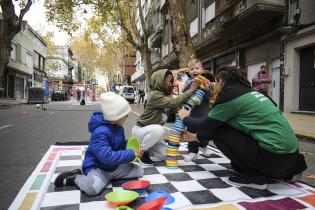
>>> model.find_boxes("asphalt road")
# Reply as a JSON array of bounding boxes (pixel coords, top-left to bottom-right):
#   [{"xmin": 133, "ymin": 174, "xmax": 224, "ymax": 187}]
[
  {"xmin": 0, "ymin": 101, "xmax": 140, "ymax": 209},
  {"xmin": 0, "ymin": 101, "xmax": 314, "ymax": 209}
]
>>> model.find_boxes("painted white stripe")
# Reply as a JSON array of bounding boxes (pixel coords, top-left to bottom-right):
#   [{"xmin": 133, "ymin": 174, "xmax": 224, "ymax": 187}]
[
  {"xmin": 49, "ymin": 111, "xmax": 57, "ymax": 115},
  {"xmin": 131, "ymin": 111, "xmax": 141, "ymax": 116},
  {"xmin": 0, "ymin": 125, "xmax": 13, "ymax": 130}
]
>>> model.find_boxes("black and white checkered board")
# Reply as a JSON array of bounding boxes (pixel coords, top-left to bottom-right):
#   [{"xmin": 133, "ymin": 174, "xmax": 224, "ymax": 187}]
[{"xmin": 40, "ymin": 144, "xmax": 308, "ymax": 210}]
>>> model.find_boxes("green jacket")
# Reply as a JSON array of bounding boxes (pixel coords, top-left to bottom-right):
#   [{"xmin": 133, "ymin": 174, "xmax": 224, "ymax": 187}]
[{"xmin": 137, "ymin": 69, "xmax": 193, "ymax": 127}]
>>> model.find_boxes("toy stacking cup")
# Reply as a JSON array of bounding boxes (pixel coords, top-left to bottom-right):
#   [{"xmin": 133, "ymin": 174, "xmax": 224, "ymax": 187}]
[
  {"xmin": 165, "ymin": 116, "xmax": 185, "ymax": 168},
  {"xmin": 183, "ymin": 75, "xmax": 208, "ymax": 110}
]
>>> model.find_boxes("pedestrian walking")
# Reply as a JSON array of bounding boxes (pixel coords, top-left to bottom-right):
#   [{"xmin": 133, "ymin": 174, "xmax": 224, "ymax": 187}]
[
  {"xmin": 138, "ymin": 89, "xmax": 145, "ymax": 103},
  {"xmin": 76, "ymin": 89, "xmax": 81, "ymax": 101},
  {"xmin": 54, "ymin": 92, "xmax": 144, "ymax": 196}
]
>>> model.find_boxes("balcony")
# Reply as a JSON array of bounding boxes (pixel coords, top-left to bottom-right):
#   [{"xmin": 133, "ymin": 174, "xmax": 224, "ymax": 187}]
[
  {"xmin": 199, "ymin": 0, "xmax": 285, "ymax": 49},
  {"xmin": 149, "ymin": 24, "xmax": 163, "ymax": 48},
  {"xmin": 151, "ymin": 52, "xmax": 162, "ymax": 70}
]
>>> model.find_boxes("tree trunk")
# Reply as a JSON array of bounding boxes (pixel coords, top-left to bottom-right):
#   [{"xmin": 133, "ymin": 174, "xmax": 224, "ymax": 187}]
[
  {"xmin": 0, "ymin": 0, "xmax": 32, "ymax": 97},
  {"xmin": 168, "ymin": 0, "xmax": 197, "ymax": 68},
  {"xmin": 0, "ymin": 24, "xmax": 16, "ymax": 97},
  {"xmin": 141, "ymin": 46, "xmax": 153, "ymax": 92}
]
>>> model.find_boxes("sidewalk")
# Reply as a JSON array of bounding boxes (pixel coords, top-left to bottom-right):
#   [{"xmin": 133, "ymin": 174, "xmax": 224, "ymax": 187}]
[
  {"xmin": 0, "ymin": 99, "xmax": 27, "ymax": 107},
  {"xmin": 285, "ymin": 113, "xmax": 315, "ymax": 140}
]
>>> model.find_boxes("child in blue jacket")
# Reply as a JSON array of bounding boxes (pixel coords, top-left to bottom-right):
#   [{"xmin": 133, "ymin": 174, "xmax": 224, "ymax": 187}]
[{"xmin": 54, "ymin": 92, "xmax": 144, "ymax": 196}]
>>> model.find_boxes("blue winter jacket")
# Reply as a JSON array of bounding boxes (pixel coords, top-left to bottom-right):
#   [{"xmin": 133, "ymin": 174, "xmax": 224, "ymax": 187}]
[{"xmin": 82, "ymin": 112, "xmax": 136, "ymax": 175}]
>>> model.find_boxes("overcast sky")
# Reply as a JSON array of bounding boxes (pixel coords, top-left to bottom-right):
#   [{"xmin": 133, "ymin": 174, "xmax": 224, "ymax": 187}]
[{"xmin": 23, "ymin": 1, "xmax": 70, "ymax": 45}]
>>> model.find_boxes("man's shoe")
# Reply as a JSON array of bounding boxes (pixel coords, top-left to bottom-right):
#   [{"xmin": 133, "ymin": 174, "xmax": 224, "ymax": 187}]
[
  {"xmin": 228, "ymin": 176, "xmax": 268, "ymax": 190},
  {"xmin": 139, "ymin": 151, "xmax": 154, "ymax": 166},
  {"xmin": 184, "ymin": 153, "xmax": 198, "ymax": 162},
  {"xmin": 54, "ymin": 169, "xmax": 82, "ymax": 187},
  {"xmin": 230, "ymin": 162, "xmax": 244, "ymax": 175},
  {"xmin": 285, "ymin": 172, "xmax": 303, "ymax": 182},
  {"xmin": 199, "ymin": 147, "xmax": 212, "ymax": 157}
]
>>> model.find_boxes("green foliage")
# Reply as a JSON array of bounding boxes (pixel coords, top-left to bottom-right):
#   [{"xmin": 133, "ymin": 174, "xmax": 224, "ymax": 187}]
[{"xmin": 44, "ymin": 0, "xmax": 80, "ymax": 35}]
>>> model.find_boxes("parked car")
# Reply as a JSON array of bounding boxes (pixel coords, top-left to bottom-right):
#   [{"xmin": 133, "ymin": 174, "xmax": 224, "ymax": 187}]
[
  {"xmin": 51, "ymin": 90, "xmax": 66, "ymax": 101},
  {"xmin": 119, "ymin": 86, "xmax": 135, "ymax": 103}
]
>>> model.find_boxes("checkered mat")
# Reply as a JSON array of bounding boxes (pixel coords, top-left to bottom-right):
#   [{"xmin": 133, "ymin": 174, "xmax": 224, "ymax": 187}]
[{"xmin": 9, "ymin": 144, "xmax": 315, "ymax": 210}]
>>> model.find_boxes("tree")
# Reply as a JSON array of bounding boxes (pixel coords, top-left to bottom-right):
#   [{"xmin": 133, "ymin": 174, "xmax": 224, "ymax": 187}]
[
  {"xmin": 42, "ymin": 32, "xmax": 60, "ymax": 78},
  {"xmin": 70, "ymin": 36, "xmax": 99, "ymax": 81},
  {"xmin": 44, "ymin": 0, "xmax": 155, "ymax": 88},
  {"xmin": 168, "ymin": 0, "xmax": 197, "ymax": 68},
  {"xmin": 0, "ymin": 0, "xmax": 33, "ymax": 97}
]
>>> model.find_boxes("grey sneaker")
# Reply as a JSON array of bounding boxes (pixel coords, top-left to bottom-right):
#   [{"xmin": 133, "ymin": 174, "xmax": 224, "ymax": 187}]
[
  {"xmin": 199, "ymin": 147, "xmax": 212, "ymax": 157},
  {"xmin": 184, "ymin": 153, "xmax": 198, "ymax": 162}
]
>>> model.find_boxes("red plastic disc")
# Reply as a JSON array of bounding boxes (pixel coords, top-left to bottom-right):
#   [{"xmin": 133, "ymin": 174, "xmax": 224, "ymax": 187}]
[
  {"xmin": 137, "ymin": 196, "xmax": 168, "ymax": 210},
  {"xmin": 122, "ymin": 180, "xmax": 151, "ymax": 190}
]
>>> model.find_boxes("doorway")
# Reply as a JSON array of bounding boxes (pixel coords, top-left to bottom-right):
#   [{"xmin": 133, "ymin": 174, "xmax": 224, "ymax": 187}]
[
  {"xmin": 271, "ymin": 58, "xmax": 280, "ymax": 107},
  {"xmin": 8, "ymin": 75, "xmax": 15, "ymax": 98},
  {"xmin": 299, "ymin": 45, "xmax": 315, "ymax": 111}
]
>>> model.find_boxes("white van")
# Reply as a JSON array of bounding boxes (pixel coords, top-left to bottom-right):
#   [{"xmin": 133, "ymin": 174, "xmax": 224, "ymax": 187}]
[{"xmin": 119, "ymin": 86, "xmax": 135, "ymax": 103}]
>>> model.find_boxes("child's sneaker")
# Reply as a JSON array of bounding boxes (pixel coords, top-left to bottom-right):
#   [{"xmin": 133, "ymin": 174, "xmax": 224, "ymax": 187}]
[
  {"xmin": 228, "ymin": 176, "xmax": 267, "ymax": 190},
  {"xmin": 199, "ymin": 147, "xmax": 212, "ymax": 157},
  {"xmin": 139, "ymin": 151, "xmax": 154, "ymax": 166},
  {"xmin": 184, "ymin": 152, "xmax": 198, "ymax": 162},
  {"xmin": 54, "ymin": 169, "xmax": 82, "ymax": 187}
]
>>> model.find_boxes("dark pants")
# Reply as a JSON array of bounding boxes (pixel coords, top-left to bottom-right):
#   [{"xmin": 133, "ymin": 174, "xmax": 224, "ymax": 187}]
[
  {"xmin": 139, "ymin": 95, "xmax": 144, "ymax": 103},
  {"xmin": 210, "ymin": 124, "xmax": 307, "ymax": 179},
  {"xmin": 188, "ymin": 139, "xmax": 209, "ymax": 153}
]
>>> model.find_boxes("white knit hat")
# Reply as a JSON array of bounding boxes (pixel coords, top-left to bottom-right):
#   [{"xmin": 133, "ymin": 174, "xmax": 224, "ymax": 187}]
[{"xmin": 99, "ymin": 92, "xmax": 131, "ymax": 121}]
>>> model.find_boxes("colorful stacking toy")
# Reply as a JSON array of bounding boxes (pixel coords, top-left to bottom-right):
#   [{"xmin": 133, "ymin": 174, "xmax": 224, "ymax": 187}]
[
  {"xmin": 166, "ymin": 75, "xmax": 209, "ymax": 168},
  {"xmin": 165, "ymin": 116, "xmax": 185, "ymax": 168},
  {"xmin": 183, "ymin": 75, "xmax": 208, "ymax": 110}
]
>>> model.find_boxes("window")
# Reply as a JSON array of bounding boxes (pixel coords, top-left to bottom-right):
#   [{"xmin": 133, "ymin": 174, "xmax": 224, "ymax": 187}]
[
  {"xmin": 123, "ymin": 87, "xmax": 134, "ymax": 93},
  {"xmin": 11, "ymin": 43, "xmax": 17, "ymax": 60},
  {"xmin": 34, "ymin": 52, "xmax": 39, "ymax": 68},
  {"xmin": 26, "ymin": 52, "xmax": 33, "ymax": 68},
  {"xmin": 39, "ymin": 56, "xmax": 45, "ymax": 71},
  {"xmin": 190, "ymin": 17, "xmax": 198, "ymax": 37},
  {"xmin": 205, "ymin": 2, "xmax": 215, "ymax": 23}
]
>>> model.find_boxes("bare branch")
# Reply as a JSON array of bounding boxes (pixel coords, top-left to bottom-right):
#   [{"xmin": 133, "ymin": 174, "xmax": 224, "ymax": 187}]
[
  {"xmin": 19, "ymin": 0, "xmax": 32, "ymax": 21},
  {"xmin": 128, "ymin": 1, "xmax": 141, "ymax": 41},
  {"xmin": 144, "ymin": 0, "xmax": 154, "ymax": 35},
  {"xmin": 137, "ymin": 0, "xmax": 147, "ymax": 37},
  {"xmin": 114, "ymin": 0, "xmax": 141, "ymax": 50}
]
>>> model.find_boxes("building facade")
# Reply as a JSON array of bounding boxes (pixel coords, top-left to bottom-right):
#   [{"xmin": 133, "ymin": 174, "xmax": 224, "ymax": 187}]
[
  {"xmin": 46, "ymin": 46, "xmax": 74, "ymax": 92},
  {"xmin": 1, "ymin": 20, "xmax": 47, "ymax": 100},
  {"xmin": 131, "ymin": 0, "xmax": 154, "ymax": 92},
  {"xmin": 284, "ymin": 0, "xmax": 315, "ymax": 112},
  {"xmin": 122, "ymin": 55, "xmax": 136, "ymax": 85},
  {"xmin": 148, "ymin": 0, "xmax": 286, "ymax": 109}
]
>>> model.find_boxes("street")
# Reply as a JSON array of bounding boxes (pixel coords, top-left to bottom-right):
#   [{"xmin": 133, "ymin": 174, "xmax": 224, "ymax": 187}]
[
  {"xmin": 0, "ymin": 101, "xmax": 142, "ymax": 209},
  {"xmin": 0, "ymin": 101, "xmax": 315, "ymax": 209}
]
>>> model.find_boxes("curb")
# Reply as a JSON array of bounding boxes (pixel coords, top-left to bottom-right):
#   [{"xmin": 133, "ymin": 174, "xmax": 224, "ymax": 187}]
[
  {"xmin": 0, "ymin": 103, "xmax": 27, "ymax": 108},
  {"xmin": 295, "ymin": 131, "xmax": 315, "ymax": 141}
]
